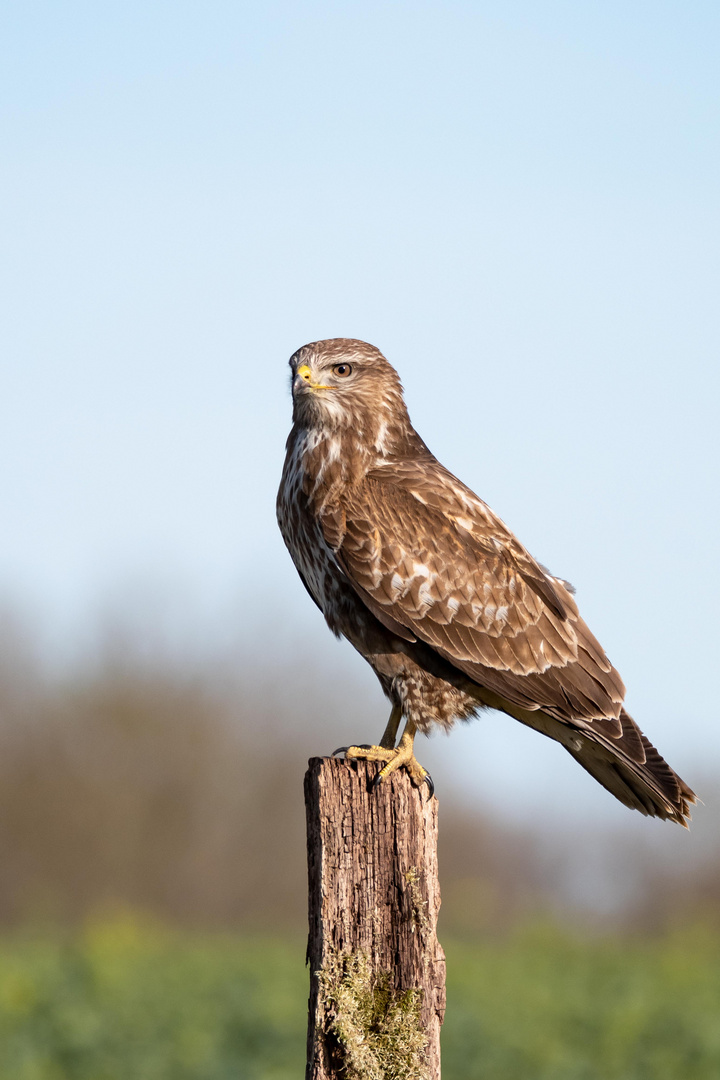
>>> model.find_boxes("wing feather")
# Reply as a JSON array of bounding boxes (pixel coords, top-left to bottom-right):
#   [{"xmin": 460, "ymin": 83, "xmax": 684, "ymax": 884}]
[{"xmin": 321, "ymin": 461, "xmax": 626, "ymax": 724}]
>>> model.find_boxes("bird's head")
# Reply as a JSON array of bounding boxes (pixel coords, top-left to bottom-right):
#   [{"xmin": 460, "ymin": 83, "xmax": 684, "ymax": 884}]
[{"xmin": 288, "ymin": 338, "xmax": 412, "ymax": 456}]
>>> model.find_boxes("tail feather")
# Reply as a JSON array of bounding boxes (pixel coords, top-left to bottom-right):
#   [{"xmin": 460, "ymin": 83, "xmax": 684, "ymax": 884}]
[
  {"xmin": 566, "ymin": 710, "xmax": 696, "ymax": 826},
  {"xmin": 474, "ymin": 683, "xmax": 697, "ymax": 825}
]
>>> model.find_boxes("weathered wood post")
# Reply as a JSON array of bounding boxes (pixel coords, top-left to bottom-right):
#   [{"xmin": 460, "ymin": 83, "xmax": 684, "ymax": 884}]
[{"xmin": 304, "ymin": 756, "xmax": 446, "ymax": 1079}]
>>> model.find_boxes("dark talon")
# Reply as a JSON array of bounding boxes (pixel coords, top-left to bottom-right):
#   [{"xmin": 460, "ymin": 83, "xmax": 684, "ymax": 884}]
[
  {"xmin": 333, "ymin": 744, "xmax": 374, "ymax": 757},
  {"xmin": 371, "ymin": 770, "xmax": 384, "ymax": 792},
  {"xmin": 423, "ymin": 772, "xmax": 435, "ymax": 799}
]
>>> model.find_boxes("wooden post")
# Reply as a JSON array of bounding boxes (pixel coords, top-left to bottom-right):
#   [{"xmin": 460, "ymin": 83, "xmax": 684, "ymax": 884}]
[{"xmin": 304, "ymin": 756, "xmax": 446, "ymax": 1080}]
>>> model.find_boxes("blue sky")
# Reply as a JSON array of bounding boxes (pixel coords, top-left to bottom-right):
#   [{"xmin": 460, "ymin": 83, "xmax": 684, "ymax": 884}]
[{"xmin": 2, "ymin": 1, "xmax": 718, "ymax": 822}]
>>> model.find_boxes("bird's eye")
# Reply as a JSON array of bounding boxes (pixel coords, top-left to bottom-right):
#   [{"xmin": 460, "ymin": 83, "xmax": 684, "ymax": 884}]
[{"xmin": 333, "ymin": 363, "xmax": 353, "ymax": 378}]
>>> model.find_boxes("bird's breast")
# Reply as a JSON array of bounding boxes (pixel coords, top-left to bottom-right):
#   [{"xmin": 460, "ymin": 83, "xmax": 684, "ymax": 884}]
[{"xmin": 278, "ymin": 438, "xmax": 346, "ymax": 614}]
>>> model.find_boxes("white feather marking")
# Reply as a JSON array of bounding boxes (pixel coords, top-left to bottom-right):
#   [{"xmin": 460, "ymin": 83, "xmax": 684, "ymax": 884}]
[
  {"xmin": 374, "ymin": 419, "xmax": 390, "ymax": 453},
  {"xmin": 417, "ymin": 580, "xmax": 434, "ymax": 607},
  {"xmin": 369, "ymin": 567, "xmax": 384, "ymax": 589},
  {"xmin": 450, "ymin": 486, "xmax": 475, "ymax": 511},
  {"xmin": 298, "ymin": 429, "xmax": 322, "ymax": 456},
  {"xmin": 325, "ymin": 435, "xmax": 341, "ymax": 464},
  {"xmin": 390, "ymin": 572, "xmax": 405, "ymax": 597},
  {"xmin": 318, "ymin": 395, "xmax": 351, "ymax": 425}
]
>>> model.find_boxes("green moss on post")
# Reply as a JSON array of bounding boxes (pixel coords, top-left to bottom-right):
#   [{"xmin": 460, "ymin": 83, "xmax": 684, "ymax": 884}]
[{"xmin": 317, "ymin": 949, "xmax": 428, "ymax": 1080}]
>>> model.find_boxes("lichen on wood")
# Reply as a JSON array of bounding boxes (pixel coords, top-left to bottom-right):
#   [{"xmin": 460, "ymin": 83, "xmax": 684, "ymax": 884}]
[{"xmin": 316, "ymin": 948, "xmax": 428, "ymax": 1080}]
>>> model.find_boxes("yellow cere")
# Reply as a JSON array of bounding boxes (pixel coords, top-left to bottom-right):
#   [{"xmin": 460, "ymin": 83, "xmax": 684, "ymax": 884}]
[{"xmin": 296, "ymin": 362, "xmax": 333, "ymax": 391}]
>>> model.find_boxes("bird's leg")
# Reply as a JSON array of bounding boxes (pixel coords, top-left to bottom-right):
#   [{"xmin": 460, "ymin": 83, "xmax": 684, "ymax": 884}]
[
  {"xmin": 335, "ymin": 716, "xmax": 433, "ymax": 795},
  {"xmin": 378, "ymin": 704, "xmax": 402, "ymax": 749}
]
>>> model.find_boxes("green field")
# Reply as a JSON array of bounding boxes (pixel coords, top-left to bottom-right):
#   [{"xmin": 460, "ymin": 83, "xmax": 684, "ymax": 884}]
[{"xmin": 0, "ymin": 916, "xmax": 718, "ymax": 1079}]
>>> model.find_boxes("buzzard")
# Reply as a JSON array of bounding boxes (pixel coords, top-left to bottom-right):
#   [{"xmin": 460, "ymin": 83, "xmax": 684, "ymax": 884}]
[{"xmin": 277, "ymin": 339, "xmax": 695, "ymax": 825}]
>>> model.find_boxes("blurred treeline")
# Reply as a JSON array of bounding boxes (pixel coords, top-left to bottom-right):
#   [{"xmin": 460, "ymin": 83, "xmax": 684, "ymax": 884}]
[{"xmin": 0, "ymin": 605, "xmax": 717, "ymax": 935}]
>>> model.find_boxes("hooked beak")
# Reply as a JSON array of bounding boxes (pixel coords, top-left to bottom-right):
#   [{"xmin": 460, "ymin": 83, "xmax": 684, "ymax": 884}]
[{"xmin": 294, "ymin": 363, "xmax": 334, "ymax": 392}]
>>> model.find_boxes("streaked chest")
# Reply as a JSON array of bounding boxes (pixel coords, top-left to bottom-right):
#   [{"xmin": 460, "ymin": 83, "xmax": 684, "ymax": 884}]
[{"xmin": 277, "ymin": 430, "xmax": 343, "ymax": 610}]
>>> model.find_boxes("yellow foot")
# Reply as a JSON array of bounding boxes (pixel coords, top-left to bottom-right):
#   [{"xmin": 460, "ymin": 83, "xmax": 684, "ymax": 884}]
[{"xmin": 332, "ymin": 732, "xmax": 434, "ymax": 797}]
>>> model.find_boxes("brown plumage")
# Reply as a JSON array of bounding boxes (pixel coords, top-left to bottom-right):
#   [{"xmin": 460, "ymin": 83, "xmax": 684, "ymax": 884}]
[{"xmin": 277, "ymin": 338, "xmax": 696, "ymax": 825}]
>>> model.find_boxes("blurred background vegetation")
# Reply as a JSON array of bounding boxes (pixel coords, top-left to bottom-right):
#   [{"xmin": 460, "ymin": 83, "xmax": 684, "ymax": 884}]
[{"xmin": 0, "ymin": 602, "xmax": 717, "ymax": 1078}]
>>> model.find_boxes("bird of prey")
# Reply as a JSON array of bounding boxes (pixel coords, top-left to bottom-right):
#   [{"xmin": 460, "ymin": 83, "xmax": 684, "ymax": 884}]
[{"xmin": 277, "ymin": 339, "xmax": 695, "ymax": 825}]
